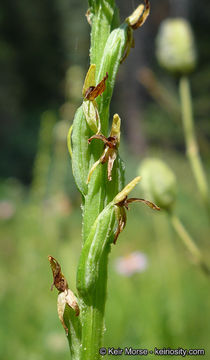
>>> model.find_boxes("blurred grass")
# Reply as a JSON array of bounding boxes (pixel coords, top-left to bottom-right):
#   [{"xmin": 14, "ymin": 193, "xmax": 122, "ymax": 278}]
[{"xmin": 0, "ymin": 143, "xmax": 210, "ymax": 359}]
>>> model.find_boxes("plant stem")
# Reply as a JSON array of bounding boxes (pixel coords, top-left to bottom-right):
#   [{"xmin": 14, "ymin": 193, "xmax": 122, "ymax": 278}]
[
  {"xmin": 67, "ymin": 1, "xmax": 150, "ymax": 358},
  {"xmin": 169, "ymin": 213, "xmax": 210, "ymax": 275},
  {"xmin": 79, "ymin": 251, "xmax": 109, "ymax": 360},
  {"xmin": 179, "ymin": 76, "xmax": 209, "ymax": 212},
  {"xmin": 76, "ymin": 3, "xmax": 120, "ymax": 351}
]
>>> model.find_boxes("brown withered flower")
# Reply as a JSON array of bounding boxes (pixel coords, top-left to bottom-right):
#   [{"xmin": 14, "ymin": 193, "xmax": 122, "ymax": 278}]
[
  {"xmin": 87, "ymin": 113, "xmax": 120, "ymax": 183},
  {"xmin": 126, "ymin": 0, "xmax": 150, "ymax": 30},
  {"xmin": 113, "ymin": 177, "xmax": 160, "ymax": 244},
  {"xmin": 82, "ymin": 65, "xmax": 108, "ymax": 133},
  {"xmin": 84, "ymin": 72, "xmax": 108, "ymax": 101},
  {"xmin": 121, "ymin": 0, "xmax": 150, "ymax": 64},
  {"xmin": 48, "ymin": 256, "xmax": 80, "ymax": 334}
]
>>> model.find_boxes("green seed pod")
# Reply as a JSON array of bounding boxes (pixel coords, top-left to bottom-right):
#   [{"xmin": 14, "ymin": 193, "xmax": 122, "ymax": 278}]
[
  {"xmin": 156, "ymin": 18, "xmax": 197, "ymax": 74},
  {"xmin": 82, "ymin": 100, "xmax": 100, "ymax": 134},
  {"xmin": 138, "ymin": 158, "xmax": 177, "ymax": 211},
  {"xmin": 77, "ymin": 202, "xmax": 115, "ymax": 298}
]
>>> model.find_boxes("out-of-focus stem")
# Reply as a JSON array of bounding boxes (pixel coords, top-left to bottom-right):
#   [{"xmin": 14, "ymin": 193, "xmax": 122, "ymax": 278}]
[
  {"xmin": 169, "ymin": 213, "xmax": 210, "ymax": 275},
  {"xmin": 139, "ymin": 67, "xmax": 180, "ymax": 120},
  {"xmin": 31, "ymin": 111, "xmax": 56, "ymax": 200},
  {"xmin": 179, "ymin": 76, "xmax": 209, "ymax": 212}
]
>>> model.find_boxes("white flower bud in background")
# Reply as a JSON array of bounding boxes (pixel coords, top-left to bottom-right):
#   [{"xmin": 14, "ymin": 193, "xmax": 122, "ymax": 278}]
[
  {"xmin": 138, "ymin": 158, "xmax": 177, "ymax": 212},
  {"xmin": 156, "ymin": 18, "xmax": 197, "ymax": 74}
]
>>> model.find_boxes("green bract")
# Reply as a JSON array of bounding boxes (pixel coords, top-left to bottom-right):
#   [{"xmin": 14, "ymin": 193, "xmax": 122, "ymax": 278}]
[{"xmin": 77, "ymin": 202, "xmax": 115, "ymax": 297}]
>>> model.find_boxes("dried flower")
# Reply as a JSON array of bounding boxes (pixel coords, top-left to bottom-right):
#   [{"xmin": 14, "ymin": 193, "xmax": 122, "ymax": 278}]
[
  {"xmin": 48, "ymin": 256, "xmax": 79, "ymax": 334},
  {"xmin": 121, "ymin": 0, "xmax": 150, "ymax": 63},
  {"xmin": 126, "ymin": 0, "xmax": 150, "ymax": 30},
  {"xmin": 82, "ymin": 65, "xmax": 108, "ymax": 133},
  {"xmin": 113, "ymin": 177, "xmax": 160, "ymax": 243},
  {"xmin": 87, "ymin": 114, "xmax": 121, "ymax": 182}
]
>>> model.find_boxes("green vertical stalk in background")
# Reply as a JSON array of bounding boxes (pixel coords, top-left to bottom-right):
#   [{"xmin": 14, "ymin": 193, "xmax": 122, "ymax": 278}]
[
  {"xmin": 179, "ymin": 76, "xmax": 209, "ymax": 212},
  {"xmin": 169, "ymin": 213, "xmax": 210, "ymax": 275},
  {"xmin": 31, "ymin": 111, "xmax": 56, "ymax": 200}
]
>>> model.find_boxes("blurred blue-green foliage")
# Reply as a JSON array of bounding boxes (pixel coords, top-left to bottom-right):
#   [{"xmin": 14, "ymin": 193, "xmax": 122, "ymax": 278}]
[{"xmin": 0, "ymin": 0, "xmax": 210, "ymax": 359}]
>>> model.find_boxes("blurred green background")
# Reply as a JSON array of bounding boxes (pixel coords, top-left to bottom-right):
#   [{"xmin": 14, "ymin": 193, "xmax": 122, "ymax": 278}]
[{"xmin": 0, "ymin": 0, "xmax": 210, "ymax": 359}]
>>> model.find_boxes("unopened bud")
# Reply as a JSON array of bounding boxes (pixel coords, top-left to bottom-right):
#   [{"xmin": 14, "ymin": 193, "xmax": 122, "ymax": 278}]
[
  {"xmin": 156, "ymin": 18, "xmax": 197, "ymax": 74},
  {"xmin": 138, "ymin": 158, "xmax": 177, "ymax": 211}
]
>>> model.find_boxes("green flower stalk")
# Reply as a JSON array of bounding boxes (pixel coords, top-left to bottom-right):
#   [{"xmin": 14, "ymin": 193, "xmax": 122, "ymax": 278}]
[
  {"xmin": 179, "ymin": 76, "xmax": 209, "ymax": 213},
  {"xmin": 139, "ymin": 158, "xmax": 210, "ymax": 275},
  {"xmin": 48, "ymin": 1, "xmax": 161, "ymax": 360},
  {"xmin": 156, "ymin": 18, "xmax": 209, "ymax": 213}
]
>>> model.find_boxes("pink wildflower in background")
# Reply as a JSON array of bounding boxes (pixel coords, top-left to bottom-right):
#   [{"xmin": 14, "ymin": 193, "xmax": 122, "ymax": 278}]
[{"xmin": 115, "ymin": 251, "xmax": 148, "ymax": 276}]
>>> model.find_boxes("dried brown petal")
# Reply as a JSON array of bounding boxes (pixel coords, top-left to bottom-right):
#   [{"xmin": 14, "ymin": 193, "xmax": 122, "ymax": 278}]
[
  {"xmin": 114, "ymin": 206, "xmax": 127, "ymax": 244},
  {"xmin": 107, "ymin": 151, "xmax": 117, "ymax": 181},
  {"xmin": 57, "ymin": 290, "xmax": 80, "ymax": 335},
  {"xmin": 86, "ymin": 9, "xmax": 92, "ymax": 25},
  {"xmin": 127, "ymin": 198, "xmax": 160, "ymax": 211},
  {"xmin": 57, "ymin": 292, "xmax": 69, "ymax": 334},
  {"xmin": 113, "ymin": 176, "xmax": 160, "ymax": 243},
  {"xmin": 85, "ymin": 72, "xmax": 108, "ymax": 101},
  {"xmin": 88, "ymin": 133, "xmax": 108, "ymax": 145},
  {"xmin": 65, "ymin": 289, "xmax": 80, "ymax": 317},
  {"xmin": 48, "ymin": 255, "xmax": 68, "ymax": 292},
  {"xmin": 88, "ymin": 134, "xmax": 117, "ymax": 149}
]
